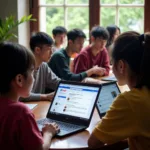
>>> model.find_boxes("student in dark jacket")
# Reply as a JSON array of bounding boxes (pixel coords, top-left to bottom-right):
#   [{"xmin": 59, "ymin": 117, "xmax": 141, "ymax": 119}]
[{"xmin": 48, "ymin": 29, "xmax": 102, "ymax": 81}]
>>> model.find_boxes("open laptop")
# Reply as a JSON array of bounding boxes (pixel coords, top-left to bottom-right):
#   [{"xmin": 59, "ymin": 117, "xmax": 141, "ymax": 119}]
[
  {"xmin": 96, "ymin": 81, "xmax": 121, "ymax": 118},
  {"xmin": 101, "ymin": 75, "xmax": 117, "ymax": 82},
  {"xmin": 37, "ymin": 81, "xmax": 101, "ymax": 137}
]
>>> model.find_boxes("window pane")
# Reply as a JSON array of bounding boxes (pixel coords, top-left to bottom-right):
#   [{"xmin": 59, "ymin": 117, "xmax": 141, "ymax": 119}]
[
  {"xmin": 66, "ymin": 0, "xmax": 88, "ymax": 4},
  {"xmin": 119, "ymin": 0, "xmax": 144, "ymax": 4},
  {"xmin": 67, "ymin": 7, "xmax": 89, "ymax": 39},
  {"xmin": 101, "ymin": 0, "xmax": 116, "ymax": 4},
  {"xmin": 40, "ymin": 8, "xmax": 64, "ymax": 35},
  {"xmin": 100, "ymin": 8, "xmax": 116, "ymax": 27},
  {"xmin": 40, "ymin": 0, "xmax": 63, "ymax": 5},
  {"xmin": 119, "ymin": 7, "xmax": 144, "ymax": 33}
]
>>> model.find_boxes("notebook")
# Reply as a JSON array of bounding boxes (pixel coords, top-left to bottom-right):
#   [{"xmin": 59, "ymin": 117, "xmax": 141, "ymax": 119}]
[
  {"xmin": 37, "ymin": 81, "xmax": 101, "ymax": 137},
  {"xmin": 96, "ymin": 81, "xmax": 121, "ymax": 118},
  {"xmin": 25, "ymin": 104, "xmax": 37, "ymax": 110}
]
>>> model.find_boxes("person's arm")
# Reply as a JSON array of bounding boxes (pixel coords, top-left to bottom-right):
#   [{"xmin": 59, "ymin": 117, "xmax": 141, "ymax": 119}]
[
  {"xmin": 88, "ymin": 94, "xmax": 138, "ymax": 148},
  {"xmin": 82, "ymin": 77, "xmax": 104, "ymax": 84},
  {"xmin": 20, "ymin": 92, "xmax": 55, "ymax": 102},
  {"xmin": 41, "ymin": 123, "xmax": 59, "ymax": 150},
  {"xmin": 85, "ymin": 65, "xmax": 105, "ymax": 77},
  {"xmin": 20, "ymin": 63, "xmax": 60, "ymax": 102},
  {"xmin": 19, "ymin": 93, "xmax": 41, "ymax": 102},
  {"xmin": 88, "ymin": 133, "xmax": 104, "ymax": 148},
  {"xmin": 50, "ymin": 54, "xmax": 87, "ymax": 81},
  {"xmin": 73, "ymin": 54, "xmax": 88, "ymax": 74},
  {"xmin": 36, "ymin": 123, "xmax": 59, "ymax": 150},
  {"xmin": 19, "ymin": 107, "xmax": 59, "ymax": 150},
  {"xmin": 40, "ymin": 92, "xmax": 55, "ymax": 101},
  {"xmin": 45, "ymin": 63, "xmax": 61, "ymax": 90},
  {"xmin": 73, "ymin": 54, "xmax": 107, "ymax": 77},
  {"xmin": 101, "ymin": 49, "xmax": 110, "ymax": 76}
]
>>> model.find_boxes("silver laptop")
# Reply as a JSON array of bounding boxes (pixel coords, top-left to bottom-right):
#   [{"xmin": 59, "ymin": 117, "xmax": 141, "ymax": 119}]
[
  {"xmin": 37, "ymin": 81, "xmax": 101, "ymax": 137},
  {"xmin": 96, "ymin": 81, "xmax": 120, "ymax": 118}
]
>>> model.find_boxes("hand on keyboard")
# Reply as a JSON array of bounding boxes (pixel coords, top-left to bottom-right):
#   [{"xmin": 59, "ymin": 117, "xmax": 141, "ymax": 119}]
[{"xmin": 42, "ymin": 122, "xmax": 60, "ymax": 136}]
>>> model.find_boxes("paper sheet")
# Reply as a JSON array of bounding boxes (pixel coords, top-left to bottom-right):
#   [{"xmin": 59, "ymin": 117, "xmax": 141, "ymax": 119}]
[{"xmin": 25, "ymin": 104, "xmax": 37, "ymax": 110}]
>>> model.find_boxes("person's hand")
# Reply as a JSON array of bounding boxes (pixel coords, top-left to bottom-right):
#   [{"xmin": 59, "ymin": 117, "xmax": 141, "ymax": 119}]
[
  {"xmin": 40, "ymin": 92, "xmax": 55, "ymax": 101},
  {"xmin": 45, "ymin": 92, "xmax": 55, "ymax": 101},
  {"xmin": 92, "ymin": 66, "xmax": 106, "ymax": 76},
  {"xmin": 42, "ymin": 122, "xmax": 60, "ymax": 137},
  {"xmin": 82, "ymin": 77, "xmax": 101, "ymax": 84},
  {"xmin": 86, "ymin": 66, "xmax": 106, "ymax": 77}
]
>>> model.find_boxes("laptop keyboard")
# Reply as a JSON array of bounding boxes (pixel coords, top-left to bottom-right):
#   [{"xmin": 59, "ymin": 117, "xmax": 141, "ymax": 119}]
[{"xmin": 37, "ymin": 118, "xmax": 83, "ymax": 131}]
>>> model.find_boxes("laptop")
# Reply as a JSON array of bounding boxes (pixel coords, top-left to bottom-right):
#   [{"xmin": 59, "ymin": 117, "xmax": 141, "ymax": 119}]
[
  {"xmin": 37, "ymin": 81, "xmax": 101, "ymax": 137},
  {"xmin": 96, "ymin": 81, "xmax": 121, "ymax": 118},
  {"xmin": 101, "ymin": 75, "xmax": 117, "ymax": 82}
]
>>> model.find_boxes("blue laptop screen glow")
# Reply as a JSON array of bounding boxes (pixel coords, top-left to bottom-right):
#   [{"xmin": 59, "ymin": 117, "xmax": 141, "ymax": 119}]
[
  {"xmin": 49, "ymin": 83, "xmax": 99, "ymax": 119},
  {"xmin": 97, "ymin": 83, "xmax": 120, "ymax": 114}
]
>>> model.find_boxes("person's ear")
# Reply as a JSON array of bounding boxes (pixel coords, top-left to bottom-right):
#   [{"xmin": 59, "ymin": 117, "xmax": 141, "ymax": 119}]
[
  {"xmin": 118, "ymin": 60, "xmax": 125, "ymax": 74},
  {"xmin": 15, "ymin": 74, "xmax": 24, "ymax": 87},
  {"xmin": 34, "ymin": 47, "xmax": 41, "ymax": 54}
]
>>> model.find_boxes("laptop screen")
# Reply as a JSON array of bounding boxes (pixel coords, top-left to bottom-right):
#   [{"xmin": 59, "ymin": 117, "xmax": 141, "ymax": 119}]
[
  {"xmin": 49, "ymin": 82, "xmax": 100, "ymax": 120},
  {"xmin": 96, "ymin": 82, "xmax": 120, "ymax": 117}
]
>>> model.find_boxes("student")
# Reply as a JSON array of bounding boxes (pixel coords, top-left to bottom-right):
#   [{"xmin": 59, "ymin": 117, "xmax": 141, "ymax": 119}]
[
  {"xmin": 73, "ymin": 26, "xmax": 110, "ymax": 76},
  {"xmin": 48, "ymin": 29, "xmax": 103, "ymax": 81},
  {"xmin": 106, "ymin": 25, "xmax": 120, "ymax": 48},
  {"xmin": 106, "ymin": 25, "xmax": 120, "ymax": 62},
  {"xmin": 88, "ymin": 31, "xmax": 150, "ymax": 149},
  {"xmin": 0, "ymin": 42, "xmax": 59, "ymax": 150},
  {"xmin": 21, "ymin": 32, "xmax": 61, "ymax": 101},
  {"xmin": 52, "ymin": 26, "xmax": 67, "ymax": 53}
]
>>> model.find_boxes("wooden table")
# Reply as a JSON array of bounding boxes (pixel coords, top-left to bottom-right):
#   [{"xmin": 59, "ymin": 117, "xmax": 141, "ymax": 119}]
[
  {"xmin": 28, "ymin": 101, "xmax": 128, "ymax": 150},
  {"xmin": 27, "ymin": 76, "xmax": 129, "ymax": 149},
  {"xmin": 27, "ymin": 101, "xmax": 100, "ymax": 149}
]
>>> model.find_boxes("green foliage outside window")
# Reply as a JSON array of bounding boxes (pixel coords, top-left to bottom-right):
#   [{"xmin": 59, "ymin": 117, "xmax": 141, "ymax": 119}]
[
  {"xmin": 45, "ymin": 0, "xmax": 89, "ymax": 37},
  {"xmin": 119, "ymin": 0, "xmax": 144, "ymax": 4},
  {"xmin": 45, "ymin": 0, "xmax": 88, "ymax": 4},
  {"xmin": 46, "ymin": 7, "xmax": 64, "ymax": 35},
  {"xmin": 101, "ymin": 0, "xmax": 144, "ymax": 4},
  {"xmin": 101, "ymin": 0, "xmax": 144, "ymax": 33},
  {"xmin": 101, "ymin": 0, "xmax": 116, "ymax": 4},
  {"xmin": 119, "ymin": 7, "xmax": 144, "ymax": 33},
  {"xmin": 42, "ymin": 0, "xmax": 144, "ymax": 36}
]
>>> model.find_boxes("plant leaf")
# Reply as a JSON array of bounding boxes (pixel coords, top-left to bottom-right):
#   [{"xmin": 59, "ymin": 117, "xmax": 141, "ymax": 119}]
[{"xmin": 0, "ymin": 14, "xmax": 36, "ymax": 43}]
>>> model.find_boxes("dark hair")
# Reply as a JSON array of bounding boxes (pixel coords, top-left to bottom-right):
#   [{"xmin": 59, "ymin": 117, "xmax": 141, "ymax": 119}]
[
  {"xmin": 112, "ymin": 31, "xmax": 150, "ymax": 89},
  {"xmin": 106, "ymin": 25, "xmax": 120, "ymax": 47},
  {"xmin": 30, "ymin": 32, "xmax": 53, "ymax": 52},
  {"xmin": 0, "ymin": 42, "xmax": 35, "ymax": 94},
  {"xmin": 91, "ymin": 26, "xmax": 109, "ymax": 40},
  {"xmin": 52, "ymin": 26, "xmax": 67, "ymax": 36},
  {"xmin": 67, "ymin": 29, "xmax": 86, "ymax": 42}
]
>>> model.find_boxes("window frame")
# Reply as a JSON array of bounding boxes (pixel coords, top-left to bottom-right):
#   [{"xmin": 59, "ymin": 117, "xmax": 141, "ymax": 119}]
[
  {"xmin": 39, "ymin": 2, "xmax": 89, "ymax": 30},
  {"xmin": 30, "ymin": 0, "xmax": 150, "ymax": 34},
  {"xmin": 100, "ymin": 1, "xmax": 144, "ymax": 32}
]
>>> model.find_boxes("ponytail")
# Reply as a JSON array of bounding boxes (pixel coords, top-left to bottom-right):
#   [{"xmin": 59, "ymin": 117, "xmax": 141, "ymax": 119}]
[
  {"xmin": 112, "ymin": 31, "xmax": 150, "ymax": 89},
  {"xmin": 137, "ymin": 33, "xmax": 150, "ymax": 88}
]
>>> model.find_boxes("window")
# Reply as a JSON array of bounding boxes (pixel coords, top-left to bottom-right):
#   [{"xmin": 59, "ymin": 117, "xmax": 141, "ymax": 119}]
[
  {"xmin": 38, "ymin": 0, "xmax": 145, "ymax": 37},
  {"xmin": 39, "ymin": 0, "xmax": 89, "ymax": 39},
  {"xmin": 100, "ymin": 0, "xmax": 144, "ymax": 33}
]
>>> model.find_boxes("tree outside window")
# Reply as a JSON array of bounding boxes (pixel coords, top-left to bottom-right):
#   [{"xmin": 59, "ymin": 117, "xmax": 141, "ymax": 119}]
[
  {"xmin": 39, "ymin": 0, "xmax": 144, "ymax": 42},
  {"xmin": 101, "ymin": 0, "xmax": 144, "ymax": 33}
]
